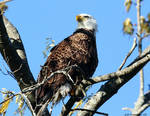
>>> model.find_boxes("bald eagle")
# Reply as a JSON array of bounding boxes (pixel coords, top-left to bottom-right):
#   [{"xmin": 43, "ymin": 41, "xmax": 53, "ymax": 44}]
[{"xmin": 36, "ymin": 14, "xmax": 98, "ymax": 109}]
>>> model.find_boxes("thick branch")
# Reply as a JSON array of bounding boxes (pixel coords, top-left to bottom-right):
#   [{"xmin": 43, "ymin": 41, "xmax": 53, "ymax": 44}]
[
  {"xmin": 75, "ymin": 46, "xmax": 150, "ymax": 116},
  {"xmin": 60, "ymin": 46, "xmax": 150, "ymax": 116},
  {"xmin": 0, "ymin": 15, "xmax": 35, "ymax": 89},
  {"xmin": 0, "ymin": 14, "xmax": 36, "ymax": 104},
  {"xmin": 0, "ymin": 14, "xmax": 50, "ymax": 115},
  {"xmin": 3, "ymin": 16, "xmax": 27, "ymax": 61}
]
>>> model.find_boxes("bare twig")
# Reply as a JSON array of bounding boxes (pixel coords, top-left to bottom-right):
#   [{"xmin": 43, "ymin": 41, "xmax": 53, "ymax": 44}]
[
  {"xmin": 0, "ymin": 64, "xmax": 9, "ymax": 75},
  {"xmin": 143, "ymin": 33, "xmax": 150, "ymax": 38},
  {"xmin": 0, "ymin": 90, "xmax": 37, "ymax": 116},
  {"xmin": 70, "ymin": 108, "xmax": 108, "ymax": 116},
  {"xmin": 22, "ymin": 65, "xmax": 80, "ymax": 115},
  {"xmin": 0, "ymin": 92, "xmax": 20, "ymax": 105},
  {"xmin": 122, "ymin": 107, "xmax": 133, "ymax": 112},
  {"xmin": 0, "ymin": 0, "xmax": 12, "ymax": 4},
  {"xmin": 0, "ymin": 89, "xmax": 37, "ymax": 116},
  {"xmin": 123, "ymin": 91, "xmax": 150, "ymax": 115},
  {"xmin": 22, "ymin": 65, "xmax": 79, "ymax": 94},
  {"xmin": 37, "ymin": 99, "xmax": 51, "ymax": 116},
  {"xmin": 118, "ymin": 38, "xmax": 137, "ymax": 70},
  {"xmin": 22, "ymin": 94, "xmax": 37, "ymax": 116}
]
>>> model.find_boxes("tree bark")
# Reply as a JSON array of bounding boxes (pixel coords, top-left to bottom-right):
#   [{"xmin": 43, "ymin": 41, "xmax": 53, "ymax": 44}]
[
  {"xmin": 76, "ymin": 46, "xmax": 150, "ymax": 116},
  {"xmin": 60, "ymin": 46, "xmax": 150, "ymax": 116},
  {"xmin": 0, "ymin": 14, "xmax": 50, "ymax": 115}
]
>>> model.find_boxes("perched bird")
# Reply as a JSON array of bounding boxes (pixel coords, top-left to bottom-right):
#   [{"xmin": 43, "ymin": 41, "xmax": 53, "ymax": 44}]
[{"xmin": 36, "ymin": 13, "xmax": 98, "ymax": 112}]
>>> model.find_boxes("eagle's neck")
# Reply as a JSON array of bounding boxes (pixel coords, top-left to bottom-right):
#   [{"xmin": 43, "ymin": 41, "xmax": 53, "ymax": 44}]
[{"xmin": 74, "ymin": 28, "xmax": 96, "ymax": 38}]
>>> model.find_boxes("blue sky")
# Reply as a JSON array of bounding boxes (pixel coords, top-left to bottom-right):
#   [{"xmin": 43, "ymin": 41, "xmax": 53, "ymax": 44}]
[{"xmin": 0, "ymin": 0, "xmax": 150, "ymax": 116}]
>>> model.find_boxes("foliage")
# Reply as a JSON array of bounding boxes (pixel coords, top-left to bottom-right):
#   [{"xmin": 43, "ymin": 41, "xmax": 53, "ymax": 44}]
[
  {"xmin": 0, "ymin": 88, "xmax": 13, "ymax": 115},
  {"xmin": 14, "ymin": 95, "xmax": 27, "ymax": 116},
  {"xmin": 123, "ymin": 18, "xmax": 134, "ymax": 35},
  {"xmin": 122, "ymin": 0, "xmax": 150, "ymax": 115},
  {"xmin": 0, "ymin": 88, "xmax": 26, "ymax": 116},
  {"xmin": 140, "ymin": 15, "xmax": 150, "ymax": 34},
  {"xmin": 123, "ymin": 0, "xmax": 150, "ymax": 37}
]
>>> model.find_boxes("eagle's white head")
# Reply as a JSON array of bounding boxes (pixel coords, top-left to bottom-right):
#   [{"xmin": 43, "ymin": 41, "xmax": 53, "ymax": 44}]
[{"xmin": 76, "ymin": 13, "xmax": 97, "ymax": 32}]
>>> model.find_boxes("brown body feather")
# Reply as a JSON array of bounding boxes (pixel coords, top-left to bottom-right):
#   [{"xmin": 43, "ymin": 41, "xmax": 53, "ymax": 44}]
[{"xmin": 36, "ymin": 28, "xmax": 98, "ymax": 106}]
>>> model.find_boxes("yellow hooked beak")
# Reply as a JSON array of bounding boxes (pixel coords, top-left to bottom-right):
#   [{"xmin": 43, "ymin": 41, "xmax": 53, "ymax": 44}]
[{"xmin": 76, "ymin": 15, "xmax": 84, "ymax": 22}]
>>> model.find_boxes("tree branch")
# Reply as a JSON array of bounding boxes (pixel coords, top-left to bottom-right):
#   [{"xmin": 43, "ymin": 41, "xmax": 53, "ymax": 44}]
[
  {"xmin": 137, "ymin": 0, "xmax": 144, "ymax": 98},
  {"xmin": 70, "ymin": 108, "xmax": 108, "ymax": 116},
  {"xmin": 122, "ymin": 1, "xmax": 150, "ymax": 116},
  {"xmin": 123, "ymin": 91, "xmax": 150, "ymax": 116},
  {"xmin": 118, "ymin": 38, "xmax": 137, "ymax": 70},
  {"xmin": 3, "ymin": 16, "xmax": 27, "ymax": 61},
  {"xmin": 0, "ymin": 14, "xmax": 35, "ymax": 90},
  {"xmin": 60, "ymin": 46, "xmax": 150, "ymax": 116},
  {"xmin": 75, "ymin": 46, "xmax": 150, "ymax": 116},
  {"xmin": 0, "ymin": 14, "xmax": 50, "ymax": 115}
]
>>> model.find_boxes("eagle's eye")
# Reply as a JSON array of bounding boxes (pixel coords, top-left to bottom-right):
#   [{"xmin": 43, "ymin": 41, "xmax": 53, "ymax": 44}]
[{"xmin": 84, "ymin": 16, "xmax": 90, "ymax": 18}]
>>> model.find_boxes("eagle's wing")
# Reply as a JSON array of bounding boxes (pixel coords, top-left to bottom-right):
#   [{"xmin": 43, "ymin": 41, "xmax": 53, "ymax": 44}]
[{"xmin": 36, "ymin": 30, "xmax": 98, "ymax": 105}]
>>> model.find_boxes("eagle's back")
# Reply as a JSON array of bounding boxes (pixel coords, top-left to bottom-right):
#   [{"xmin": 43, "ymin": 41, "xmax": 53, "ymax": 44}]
[{"xmin": 36, "ymin": 28, "xmax": 98, "ymax": 105}]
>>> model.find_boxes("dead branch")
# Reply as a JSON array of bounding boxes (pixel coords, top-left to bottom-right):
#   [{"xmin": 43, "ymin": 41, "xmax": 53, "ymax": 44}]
[{"xmin": 22, "ymin": 65, "xmax": 79, "ymax": 94}]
